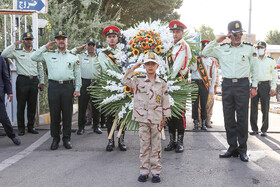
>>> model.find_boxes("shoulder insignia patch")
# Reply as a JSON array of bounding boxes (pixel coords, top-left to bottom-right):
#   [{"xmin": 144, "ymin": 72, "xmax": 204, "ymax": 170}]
[
  {"xmin": 15, "ymin": 48, "xmax": 22, "ymax": 50},
  {"xmin": 242, "ymin": 42, "xmax": 253, "ymax": 46},
  {"xmin": 70, "ymin": 51, "xmax": 77, "ymax": 55},
  {"xmin": 159, "ymin": 76, "xmax": 167, "ymax": 83},
  {"xmin": 181, "ymin": 42, "xmax": 186, "ymax": 47},
  {"xmin": 48, "ymin": 50, "xmax": 55, "ymax": 52}
]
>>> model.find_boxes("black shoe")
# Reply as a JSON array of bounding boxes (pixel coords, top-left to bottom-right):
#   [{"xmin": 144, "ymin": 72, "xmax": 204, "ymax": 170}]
[
  {"xmin": 152, "ymin": 174, "xmax": 161, "ymax": 183},
  {"xmin": 219, "ymin": 150, "xmax": 239, "ymax": 158},
  {"xmin": 0, "ymin": 131, "xmax": 6, "ymax": 136},
  {"xmin": 63, "ymin": 141, "xmax": 72, "ymax": 149},
  {"xmin": 164, "ymin": 133, "xmax": 176, "ymax": 151},
  {"xmin": 138, "ymin": 174, "xmax": 148, "ymax": 182},
  {"xmin": 77, "ymin": 129, "xmax": 85, "ymax": 135},
  {"xmin": 239, "ymin": 153, "xmax": 249, "ymax": 162},
  {"xmin": 93, "ymin": 127, "xmax": 102, "ymax": 134},
  {"xmin": 106, "ymin": 139, "xmax": 115, "ymax": 152},
  {"xmin": 261, "ymin": 132, "xmax": 267, "ymax": 137},
  {"xmin": 249, "ymin": 131, "xmax": 258, "ymax": 135},
  {"xmin": 28, "ymin": 128, "xmax": 39, "ymax": 134},
  {"xmin": 11, "ymin": 136, "xmax": 21, "ymax": 145},
  {"xmin": 18, "ymin": 129, "xmax": 25, "ymax": 136},
  {"xmin": 201, "ymin": 120, "xmax": 207, "ymax": 131},
  {"xmin": 175, "ymin": 134, "xmax": 184, "ymax": 153},
  {"xmin": 50, "ymin": 140, "xmax": 59, "ymax": 150},
  {"xmin": 118, "ymin": 134, "xmax": 127, "ymax": 151}
]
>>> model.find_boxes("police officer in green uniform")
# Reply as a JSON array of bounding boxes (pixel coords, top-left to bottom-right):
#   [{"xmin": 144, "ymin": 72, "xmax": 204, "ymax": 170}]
[
  {"xmin": 98, "ymin": 26, "xmax": 127, "ymax": 152},
  {"xmin": 2, "ymin": 32, "xmax": 44, "ymax": 136},
  {"xmin": 250, "ymin": 41, "xmax": 277, "ymax": 137},
  {"xmin": 31, "ymin": 31, "xmax": 81, "ymax": 150},
  {"xmin": 71, "ymin": 37, "xmax": 102, "ymax": 135},
  {"xmin": 202, "ymin": 20, "xmax": 258, "ymax": 162}
]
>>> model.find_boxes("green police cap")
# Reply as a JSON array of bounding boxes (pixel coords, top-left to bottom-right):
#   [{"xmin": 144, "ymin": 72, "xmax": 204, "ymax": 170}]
[
  {"xmin": 86, "ymin": 37, "xmax": 96, "ymax": 45},
  {"xmin": 22, "ymin": 32, "xmax": 34, "ymax": 40},
  {"xmin": 55, "ymin": 31, "xmax": 67, "ymax": 38},
  {"xmin": 96, "ymin": 41, "xmax": 104, "ymax": 48},
  {"xmin": 228, "ymin": 20, "xmax": 245, "ymax": 34}
]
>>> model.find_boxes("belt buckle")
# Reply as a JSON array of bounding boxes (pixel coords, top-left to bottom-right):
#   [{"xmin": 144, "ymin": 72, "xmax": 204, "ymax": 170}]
[
  {"xmin": 58, "ymin": 81, "xmax": 63, "ymax": 84},
  {"xmin": 232, "ymin": 79, "xmax": 238, "ymax": 83},
  {"xmin": 29, "ymin": 76, "xmax": 33, "ymax": 79}
]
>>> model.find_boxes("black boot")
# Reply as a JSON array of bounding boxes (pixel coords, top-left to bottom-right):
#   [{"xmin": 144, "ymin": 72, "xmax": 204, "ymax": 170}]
[
  {"xmin": 164, "ymin": 133, "xmax": 176, "ymax": 151},
  {"xmin": 118, "ymin": 134, "xmax": 127, "ymax": 151},
  {"xmin": 175, "ymin": 134, "xmax": 184, "ymax": 153},
  {"xmin": 93, "ymin": 123, "xmax": 102, "ymax": 134},
  {"xmin": 201, "ymin": 120, "xmax": 207, "ymax": 131},
  {"xmin": 193, "ymin": 120, "xmax": 199, "ymax": 131},
  {"xmin": 106, "ymin": 139, "xmax": 115, "ymax": 151}
]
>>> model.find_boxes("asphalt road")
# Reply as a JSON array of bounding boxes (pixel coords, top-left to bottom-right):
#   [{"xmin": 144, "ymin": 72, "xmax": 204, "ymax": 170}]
[{"xmin": 1, "ymin": 100, "xmax": 280, "ymax": 187}]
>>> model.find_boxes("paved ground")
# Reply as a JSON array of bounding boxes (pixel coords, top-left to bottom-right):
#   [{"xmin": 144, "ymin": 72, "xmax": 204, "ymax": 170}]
[{"xmin": 1, "ymin": 99, "xmax": 280, "ymax": 187}]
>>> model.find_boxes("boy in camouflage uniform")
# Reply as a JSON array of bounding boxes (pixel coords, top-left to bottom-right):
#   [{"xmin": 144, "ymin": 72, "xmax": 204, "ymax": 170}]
[{"xmin": 122, "ymin": 52, "xmax": 171, "ymax": 183}]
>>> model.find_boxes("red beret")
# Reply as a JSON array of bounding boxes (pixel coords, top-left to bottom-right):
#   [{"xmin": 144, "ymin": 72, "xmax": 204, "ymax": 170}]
[
  {"xmin": 201, "ymin": 40, "xmax": 210, "ymax": 44},
  {"xmin": 169, "ymin": 20, "xmax": 187, "ymax": 31},
  {"xmin": 102, "ymin": 26, "xmax": 120, "ymax": 36}
]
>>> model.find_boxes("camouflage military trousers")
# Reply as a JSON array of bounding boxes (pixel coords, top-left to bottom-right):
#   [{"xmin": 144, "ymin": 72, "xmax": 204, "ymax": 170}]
[
  {"xmin": 198, "ymin": 93, "xmax": 215, "ymax": 126},
  {"xmin": 139, "ymin": 122, "xmax": 162, "ymax": 175}
]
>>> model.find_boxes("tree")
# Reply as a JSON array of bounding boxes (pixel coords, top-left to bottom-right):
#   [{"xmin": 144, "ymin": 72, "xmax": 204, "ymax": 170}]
[
  {"xmin": 194, "ymin": 25, "xmax": 216, "ymax": 41},
  {"xmin": 265, "ymin": 30, "xmax": 280, "ymax": 45}
]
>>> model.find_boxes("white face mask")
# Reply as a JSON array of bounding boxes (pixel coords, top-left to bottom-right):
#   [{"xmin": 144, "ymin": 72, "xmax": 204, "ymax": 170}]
[
  {"xmin": 96, "ymin": 48, "xmax": 101, "ymax": 54},
  {"xmin": 257, "ymin": 48, "xmax": 265, "ymax": 56}
]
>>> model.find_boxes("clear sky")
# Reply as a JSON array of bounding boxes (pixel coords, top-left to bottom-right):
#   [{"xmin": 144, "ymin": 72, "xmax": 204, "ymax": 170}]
[{"xmin": 178, "ymin": 0, "xmax": 279, "ymax": 41}]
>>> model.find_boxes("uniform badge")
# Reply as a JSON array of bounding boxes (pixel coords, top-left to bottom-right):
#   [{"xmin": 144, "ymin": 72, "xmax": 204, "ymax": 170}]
[
  {"xmin": 90, "ymin": 38, "xmax": 93, "ymax": 42},
  {"xmin": 156, "ymin": 95, "xmax": 161, "ymax": 103},
  {"xmin": 68, "ymin": 63, "xmax": 72, "ymax": 69},
  {"xmin": 235, "ymin": 23, "xmax": 240, "ymax": 29},
  {"xmin": 109, "ymin": 29, "xmax": 113, "ymax": 33},
  {"xmin": 242, "ymin": 56, "xmax": 245, "ymax": 61},
  {"xmin": 59, "ymin": 31, "xmax": 63, "ymax": 35},
  {"xmin": 174, "ymin": 24, "xmax": 177, "ymax": 28},
  {"xmin": 27, "ymin": 33, "xmax": 31, "ymax": 37},
  {"xmin": 76, "ymin": 60, "xmax": 80, "ymax": 65}
]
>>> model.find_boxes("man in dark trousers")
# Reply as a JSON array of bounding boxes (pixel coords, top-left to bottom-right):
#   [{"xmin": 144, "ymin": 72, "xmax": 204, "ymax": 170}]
[
  {"xmin": 0, "ymin": 55, "xmax": 21, "ymax": 145},
  {"xmin": 202, "ymin": 20, "xmax": 258, "ymax": 162}
]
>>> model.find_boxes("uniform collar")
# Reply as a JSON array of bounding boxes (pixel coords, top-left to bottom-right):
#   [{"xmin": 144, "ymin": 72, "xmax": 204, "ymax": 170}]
[
  {"xmin": 144, "ymin": 74, "xmax": 161, "ymax": 83},
  {"xmin": 23, "ymin": 47, "xmax": 34, "ymax": 53},
  {"xmin": 85, "ymin": 51, "xmax": 97, "ymax": 57},
  {"xmin": 57, "ymin": 49, "xmax": 69, "ymax": 54},
  {"xmin": 174, "ymin": 38, "xmax": 185, "ymax": 46},
  {"xmin": 229, "ymin": 42, "xmax": 243, "ymax": 48}
]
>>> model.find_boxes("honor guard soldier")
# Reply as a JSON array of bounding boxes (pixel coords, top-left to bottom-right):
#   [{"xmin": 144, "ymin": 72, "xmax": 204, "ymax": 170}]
[
  {"xmin": 71, "ymin": 37, "xmax": 102, "ymax": 135},
  {"xmin": 122, "ymin": 52, "xmax": 171, "ymax": 183},
  {"xmin": 0, "ymin": 55, "xmax": 21, "ymax": 145},
  {"xmin": 98, "ymin": 26, "xmax": 127, "ymax": 151},
  {"xmin": 192, "ymin": 40, "xmax": 216, "ymax": 131},
  {"xmin": 165, "ymin": 20, "xmax": 192, "ymax": 153},
  {"xmin": 202, "ymin": 20, "xmax": 258, "ymax": 162},
  {"xmin": 31, "ymin": 31, "xmax": 81, "ymax": 150},
  {"xmin": 250, "ymin": 41, "xmax": 277, "ymax": 137},
  {"xmin": 2, "ymin": 32, "xmax": 44, "ymax": 136}
]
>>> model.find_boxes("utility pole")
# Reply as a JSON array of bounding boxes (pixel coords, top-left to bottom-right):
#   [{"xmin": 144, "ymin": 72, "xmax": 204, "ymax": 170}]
[{"xmin": 248, "ymin": 0, "xmax": 252, "ymax": 43}]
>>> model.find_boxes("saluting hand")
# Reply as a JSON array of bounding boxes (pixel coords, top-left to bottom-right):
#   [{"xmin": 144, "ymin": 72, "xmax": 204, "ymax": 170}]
[
  {"xmin": 132, "ymin": 62, "xmax": 144, "ymax": 70},
  {"xmin": 45, "ymin": 41, "xmax": 56, "ymax": 49},
  {"xmin": 14, "ymin": 40, "xmax": 23, "ymax": 46},
  {"xmin": 76, "ymin": 44, "xmax": 86, "ymax": 51},
  {"xmin": 73, "ymin": 91, "xmax": 80, "ymax": 97},
  {"xmin": 216, "ymin": 34, "xmax": 231, "ymax": 43}
]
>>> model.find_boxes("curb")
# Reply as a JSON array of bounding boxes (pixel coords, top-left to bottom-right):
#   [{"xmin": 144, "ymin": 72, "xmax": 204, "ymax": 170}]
[
  {"xmin": 215, "ymin": 95, "xmax": 280, "ymax": 114},
  {"xmin": 39, "ymin": 104, "xmax": 78, "ymax": 125}
]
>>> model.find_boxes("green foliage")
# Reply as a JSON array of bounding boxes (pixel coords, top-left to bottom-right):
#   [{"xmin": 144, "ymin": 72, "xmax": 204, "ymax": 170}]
[
  {"xmin": 265, "ymin": 30, "xmax": 280, "ymax": 45},
  {"xmin": 194, "ymin": 24, "xmax": 216, "ymax": 41}
]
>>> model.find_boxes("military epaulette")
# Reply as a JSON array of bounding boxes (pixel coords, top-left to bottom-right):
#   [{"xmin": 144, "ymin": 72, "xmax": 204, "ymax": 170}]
[
  {"xmin": 48, "ymin": 50, "xmax": 55, "ymax": 52},
  {"xmin": 70, "ymin": 51, "xmax": 77, "ymax": 55},
  {"xmin": 242, "ymin": 42, "xmax": 253, "ymax": 46},
  {"xmin": 159, "ymin": 76, "xmax": 167, "ymax": 83},
  {"xmin": 181, "ymin": 41, "xmax": 186, "ymax": 47},
  {"xmin": 220, "ymin": 43, "xmax": 230, "ymax": 46},
  {"xmin": 15, "ymin": 48, "xmax": 22, "ymax": 50},
  {"xmin": 267, "ymin": 56, "xmax": 274, "ymax": 60}
]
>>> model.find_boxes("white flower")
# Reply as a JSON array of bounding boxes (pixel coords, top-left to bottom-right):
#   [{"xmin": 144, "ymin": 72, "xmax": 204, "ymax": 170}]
[
  {"xmin": 101, "ymin": 93, "xmax": 126, "ymax": 105},
  {"xmin": 168, "ymin": 86, "xmax": 181, "ymax": 92},
  {"xmin": 106, "ymin": 70, "xmax": 124, "ymax": 80},
  {"xmin": 169, "ymin": 95, "xmax": 174, "ymax": 106}
]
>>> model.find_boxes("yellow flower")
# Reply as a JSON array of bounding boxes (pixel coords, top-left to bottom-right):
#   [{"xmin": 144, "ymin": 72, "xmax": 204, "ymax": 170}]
[
  {"xmin": 131, "ymin": 43, "xmax": 136, "ymax": 49},
  {"xmin": 148, "ymin": 39, "xmax": 154, "ymax": 44},
  {"xmin": 146, "ymin": 34, "xmax": 152, "ymax": 39},
  {"xmin": 124, "ymin": 86, "xmax": 132, "ymax": 93},
  {"xmin": 141, "ymin": 41, "xmax": 147, "ymax": 48},
  {"xmin": 155, "ymin": 46, "xmax": 162, "ymax": 54},
  {"xmin": 158, "ymin": 40, "xmax": 162, "ymax": 45},
  {"xmin": 133, "ymin": 49, "xmax": 140, "ymax": 56},
  {"xmin": 143, "ymin": 50, "xmax": 150, "ymax": 55}
]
